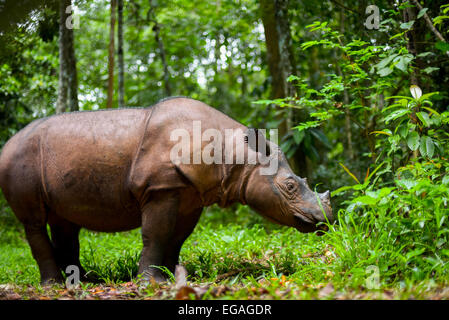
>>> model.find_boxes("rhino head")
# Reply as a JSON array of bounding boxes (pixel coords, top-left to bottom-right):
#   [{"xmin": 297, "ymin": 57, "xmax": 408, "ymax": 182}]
[{"xmin": 243, "ymin": 129, "xmax": 333, "ymax": 233}]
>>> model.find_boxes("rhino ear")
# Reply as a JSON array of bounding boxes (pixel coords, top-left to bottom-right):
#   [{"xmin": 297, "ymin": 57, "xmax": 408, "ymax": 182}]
[{"xmin": 245, "ymin": 128, "xmax": 271, "ymax": 156}]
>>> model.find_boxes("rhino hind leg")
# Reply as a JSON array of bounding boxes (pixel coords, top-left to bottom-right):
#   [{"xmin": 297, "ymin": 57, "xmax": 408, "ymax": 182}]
[
  {"xmin": 24, "ymin": 224, "xmax": 64, "ymax": 285},
  {"xmin": 138, "ymin": 190, "xmax": 180, "ymax": 283},
  {"xmin": 3, "ymin": 180, "xmax": 63, "ymax": 284},
  {"xmin": 48, "ymin": 215, "xmax": 93, "ymax": 283}
]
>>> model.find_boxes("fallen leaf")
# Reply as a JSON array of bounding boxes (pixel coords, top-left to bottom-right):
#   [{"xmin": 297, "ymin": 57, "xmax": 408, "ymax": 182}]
[
  {"xmin": 216, "ymin": 270, "xmax": 242, "ymax": 281},
  {"xmin": 318, "ymin": 283, "xmax": 334, "ymax": 298},
  {"xmin": 92, "ymin": 289, "xmax": 104, "ymax": 294},
  {"xmin": 0, "ymin": 284, "xmax": 14, "ymax": 291},
  {"xmin": 175, "ymin": 286, "xmax": 197, "ymax": 300},
  {"xmin": 257, "ymin": 287, "xmax": 269, "ymax": 295},
  {"xmin": 6, "ymin": 293, "xmax": 21, "ymax": 300},
  {"xmin": 383, "ymin": 290, "xmax": 394, "ymax": 300}
]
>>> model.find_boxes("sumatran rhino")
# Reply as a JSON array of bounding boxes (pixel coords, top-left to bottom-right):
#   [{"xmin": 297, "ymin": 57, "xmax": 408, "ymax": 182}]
[{"xmin": 0, "ymin": 97, "xmax": 333, "ymax": 284}]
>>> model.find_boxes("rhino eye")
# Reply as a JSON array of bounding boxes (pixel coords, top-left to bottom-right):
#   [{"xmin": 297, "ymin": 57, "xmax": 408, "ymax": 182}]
[{"xmin": 286, "ymin": 182, "xmax": 295, "ymax": 192}]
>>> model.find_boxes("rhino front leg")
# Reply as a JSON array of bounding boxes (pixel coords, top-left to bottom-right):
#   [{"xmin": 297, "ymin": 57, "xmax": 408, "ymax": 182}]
[
  {"xmin": 163, "ymin": 207, "xmax": 203, "ymax": 273},
  {"xmin": 138, "ymin": 190, "xmax": 179, "ymax": 283}
]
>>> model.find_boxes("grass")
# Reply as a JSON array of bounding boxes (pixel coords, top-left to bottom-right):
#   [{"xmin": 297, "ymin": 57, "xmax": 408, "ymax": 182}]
[{"xmin": 1, "ymin": 193, "xmax": 449, "ymax": 299}]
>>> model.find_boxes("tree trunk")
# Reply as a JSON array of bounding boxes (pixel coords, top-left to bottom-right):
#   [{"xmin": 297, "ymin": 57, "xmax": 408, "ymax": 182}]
[
  {"xmin": 338, "ymin": 7, "xmax": 353, "ymax": 160},
  {"xmin": 153, "ymin": 22, "xmax": 171, "ymax": 96},
  {"xmin": 66, "ymin": 17, "xmax": 79, "ymax": 112},
  {"xmin": 117, "ymin": 0, "xmax": 125, "ymax": 108},
  {"xmin": 56, "ymin": 0, "xmax": 70, "ymax": 114},
  {"xmin": 403, "ymin": 5, "xmax": 418, "ymax": 86},
  {"xmin": 148, "ymin": 0, "xmax": 171, "ymax": 96},
  {"xmin": 260, "ymin": 0, "xmax": 307, "ymax": 176},
  {"xmin": 107, "ymin": 0, "xmax": 117, "ymax": 109}
]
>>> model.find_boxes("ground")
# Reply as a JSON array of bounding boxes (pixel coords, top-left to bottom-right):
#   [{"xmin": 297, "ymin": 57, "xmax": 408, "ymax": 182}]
[{"xmin": 0, "ymin": 201, "xmax": 448, "ymax": 300}]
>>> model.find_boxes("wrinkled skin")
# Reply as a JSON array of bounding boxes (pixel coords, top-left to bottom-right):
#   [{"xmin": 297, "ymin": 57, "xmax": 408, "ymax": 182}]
[{"xmin": 0, "ymin": 97, "xmax": 333, "ymax": 284}]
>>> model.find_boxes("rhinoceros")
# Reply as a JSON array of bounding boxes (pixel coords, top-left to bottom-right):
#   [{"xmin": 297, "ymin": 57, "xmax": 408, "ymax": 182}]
[{"xmin": 0, "ymin": 97, "xmax": 333, "ymax": 284}]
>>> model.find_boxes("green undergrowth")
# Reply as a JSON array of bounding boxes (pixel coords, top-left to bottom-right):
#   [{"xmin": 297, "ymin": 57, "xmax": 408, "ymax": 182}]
[{"xmin": 1, "ymin": 192, "xmax": 448, "ymax": 299}]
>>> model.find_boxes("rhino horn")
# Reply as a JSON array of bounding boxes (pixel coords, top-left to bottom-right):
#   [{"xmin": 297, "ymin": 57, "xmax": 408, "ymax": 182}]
[{"xmin": 319, "ymin": 190, "xmax": 331, "ymax": 204}]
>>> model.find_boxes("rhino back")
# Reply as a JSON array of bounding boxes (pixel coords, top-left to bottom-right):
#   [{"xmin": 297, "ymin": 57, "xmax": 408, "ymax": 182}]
[{"xmin": 128, "ymin": 98, "xmax": 247, "ymax": 203}]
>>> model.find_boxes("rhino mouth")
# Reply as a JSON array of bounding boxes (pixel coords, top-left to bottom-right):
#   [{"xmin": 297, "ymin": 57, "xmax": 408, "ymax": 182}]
[
  {"xmin": 293, "ymin": 212, "xmax": 316, "ymax": 225},
  {"xmin": 293, "ymin": 212, "xmax": 328, "ymax": 235}
]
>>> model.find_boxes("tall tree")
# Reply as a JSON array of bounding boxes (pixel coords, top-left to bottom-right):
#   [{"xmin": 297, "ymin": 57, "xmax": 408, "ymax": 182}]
[
  {"xmin": 337, "ymin": 7, "xmax": 354, "ymax": 160},
  {"xmin": 148, "ymin": 0, "xmax": 172, "ymax": 96},
  {"xmin": 56, "ymin": 0, "xmax": 78, "ymax": 114},
  {"xmin": 260, "ymin": 0, "xmax": 306, "ymax": 176},
  {"xmin": 66, "ymin": 5, "xmax": 79, "ymax": 112},
  {"xmin": 117, "ymin": 0, "xmax": 125, "ymax": 108},
  {"xmin": 56, "ymin": 0, "xmax": 69, "ymax": 114},
  {"xmin": 403, "ymin": 4, "xmax": 419, "ymax": 86},
  {"xmin": 107, "ymin": 0, "xmax": 117, "ymax": 109}
]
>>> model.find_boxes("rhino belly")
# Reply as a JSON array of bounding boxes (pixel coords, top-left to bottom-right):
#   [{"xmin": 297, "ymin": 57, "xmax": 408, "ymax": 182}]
[{"xmin": 40, "ymin": 113, "xmax": 144, "ymax": 232}]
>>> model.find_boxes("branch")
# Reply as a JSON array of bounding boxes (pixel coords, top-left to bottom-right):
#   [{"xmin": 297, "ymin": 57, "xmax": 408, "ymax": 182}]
[
  {"xmin": 410, "ymin": 0, "xmax": 446, "ymax": 43},
  {"xmin": 328, "ymin": 0, "xmax": 361, "ymax": 16}
]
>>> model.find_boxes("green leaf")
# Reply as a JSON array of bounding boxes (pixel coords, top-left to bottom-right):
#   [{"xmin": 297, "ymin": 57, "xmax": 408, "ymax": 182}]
[
  {"xmin": 435, "ymin": 41, "xmax": 449, "ymax": 53},
  {"xmin": 398, "ymin": 125, "xmax": 408, "ymax": 138},
  {"xmin": 423, "ymin": 67, "xmax": 439, "ymax": 74},
  {"xmin": 339, "ymin": 163, "xmax": 360, "ymax": 184},
  {"xmin": 442, "ymin": 175, "xmax": 449, "ymax": 185},
  {"xmin": 394, "ymin": 54, "xmax": 413, "ymax": 72},
  {"xmin": 389, "ymin": 32, "xmax": 406, "ymax": 40},
  {"xmin": 422, "ymin": 106, "xmax": 440, "ymax": 116},
  {"xmin": 252, "ymin": 99, "xmax": 274, "ymax": 105},
  {"xmin": 407, "ymin": 131, "xmax": 420, "ymax": 151},
  {"xmin": 417, "ymin": 51, "xmax": 433, "ymax": 58},
  {"xmin": 287, "ymin": 75, "xmax": 301, "ymax": 82},
  {"xmin": 375, "ymin": 53, "xmax": 399, "ymax": 69},
  {"xmin": 378, "ymin": 187, "xmax": 394, "ymax": 198},
  {"xmin": 423, "ymin": 136, "xmax": 435, "ymax": 158},
  {"xmin": 419, "ymin": 92, "xmax": 439, "ymax": 101},
  {"xmin": 400, "ymin": 21, "xmax": 414, "ymax": 29},
  {"xmin": 418, "ymin": 136, "xmax": 434, "ymax": 158},
  {"xmin": 352, "ymin": 195, "xmax": 377, "ymax": 205},
  {"xmin": 433, "ymin": 15, "xmax": 449, "ymax": 26},
  {"xmin": 331, "ymin": 185, "xmax": 359, "ymax": 196},
  {"xmin": 293, "ymin": 121, "xmax": 320, "ymax": 131},
  {"xmin": 292, "ymin": 129, "xmax": 305, "ymax": 144},
  {"xmin": 417, "ymin": 111, "xmax": 431, "ymax": 127},
  {"xmin": 384, "ymin": 109, "xmax": 409, "ymax": 123},
  {"xmin": 406, "ymin": 248, "xmax": 426, "ymax": 260},
  {"xmin": 378, "ymin": 67, "xmax": 393, "ymax": 77},
  {"xmin": 396, "ymin": 179, "xmax": 418, "ymax": 190},
  {"xmin": 417, "ymin": 8, "xmax": 428, "ymax": 19}
]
